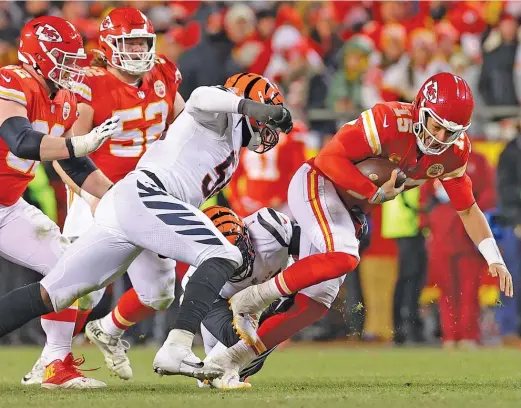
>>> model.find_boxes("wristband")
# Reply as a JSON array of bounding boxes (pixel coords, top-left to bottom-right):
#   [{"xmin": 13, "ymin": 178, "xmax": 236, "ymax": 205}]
[
  {"xmin": 478, "ymin": 238, "xmax": 504, "ymax": 266},
  {"xmin": 65, "ymin": 138, "xmax": 76, "ymax": 159}
]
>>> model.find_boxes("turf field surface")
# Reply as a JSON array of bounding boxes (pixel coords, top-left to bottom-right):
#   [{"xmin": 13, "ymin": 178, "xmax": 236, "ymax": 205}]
[{"xmin": 0, "ymin": 344, "xmax": 519, "ymax": 408}]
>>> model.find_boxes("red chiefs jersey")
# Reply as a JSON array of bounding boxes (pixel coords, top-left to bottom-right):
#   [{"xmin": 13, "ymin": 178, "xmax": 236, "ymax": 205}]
[
  {"xmin": 0, "ymin": 65, "xmax": 77, "ymax": 206},
  {"xmin": 312, "ymin": 101, "xmax": 475, "ymax": 211},
  {"xmin": 73, "ymin": 55, "xmax": 181, "ymax": 183},
  {"xmin": 228, "ymin": 131, "xmax": 307, "ymax": 217}
]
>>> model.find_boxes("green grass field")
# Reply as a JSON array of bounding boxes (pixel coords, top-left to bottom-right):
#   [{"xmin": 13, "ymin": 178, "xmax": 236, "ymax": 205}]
[{"xmin": 0, "ymin": 345, "xmax": 519, "ymax": 408}]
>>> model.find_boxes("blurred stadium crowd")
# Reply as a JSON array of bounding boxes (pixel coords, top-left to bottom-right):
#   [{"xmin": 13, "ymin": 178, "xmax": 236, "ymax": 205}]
[{"xmin": 1, "ymin": 0, "xmax": 521, "ymax": 350}]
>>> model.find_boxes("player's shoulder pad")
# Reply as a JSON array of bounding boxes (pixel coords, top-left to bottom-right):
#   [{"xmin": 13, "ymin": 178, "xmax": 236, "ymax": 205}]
[
  {"xmin": 155, "ymin": 54, "xmax": 182, "ymax": 85},
  {"xmin": 247, "ymin": 207, "xmax": 293, "ymax": 250},
  {"xmin": 0, "ymin": 65, "xmax": 36, "ymax": 106},
  {"xmin": 441, "ymin": 133, "xmax": 471, "ymax": 181},
  {"xmin": 73, "ymin": 66, "xmax": 107, "ymax": 103},
  {"xmin": 355, "ymin": 102, "xmax": 397, "ymax": 156}
]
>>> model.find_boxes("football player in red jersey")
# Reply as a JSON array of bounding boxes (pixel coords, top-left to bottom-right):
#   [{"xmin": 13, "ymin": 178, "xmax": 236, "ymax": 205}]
[
  {"xmin": 216, "ymin": 72, "xmax": 513, "ymax": 381},
  {"xmin": 228, "ymin": 120, "xmax": 308, "ymax": 218},
  {"xmin": 0, "ymin": 16, "xmax": 120, "ymax": 389},
  {"xmin": 22, "ymin": 8, "xmax": 185, "ymax": 385}
]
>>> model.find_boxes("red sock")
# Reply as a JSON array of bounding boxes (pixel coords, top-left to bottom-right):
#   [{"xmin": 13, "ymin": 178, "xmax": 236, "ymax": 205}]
[
  {"xmin": 73, "ymin": 309, "xmax": 92, "ymax": 337},
  {"xmin": 111, "ymin": 288, "xmax": 155, "ymax": 330},
  {"xmin": 274, "ymin": 252, "xmax": 358, "ymax": 295},
  {"xmin": 258, "ymin": 294, "xmax": 328, "ymax": 349}
]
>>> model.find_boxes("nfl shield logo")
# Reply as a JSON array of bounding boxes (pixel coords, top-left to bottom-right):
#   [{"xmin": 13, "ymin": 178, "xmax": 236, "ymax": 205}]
[{"xmin": 137, "ymin": 91, "xmax": 145, "ymax": 99}]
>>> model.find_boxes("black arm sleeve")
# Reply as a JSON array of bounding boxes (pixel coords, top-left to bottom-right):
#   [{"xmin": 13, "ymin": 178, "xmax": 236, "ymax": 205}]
[
  {"xmin": 57, "ymin": 156, "xmax": 98, "ymax": 188},
  {"xmin": 238, "ymin": 99, "xmax": 283, "ymax": 122},
  {"xmin": 0, "ymin": 116, "xmax": 45, "ymax": 160}
]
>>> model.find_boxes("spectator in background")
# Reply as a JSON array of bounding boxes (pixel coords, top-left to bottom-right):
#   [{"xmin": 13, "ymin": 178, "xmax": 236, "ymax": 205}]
[
  {"xmin": 422, "ymin": 151, "xmax": 496, "ymax": 350},
  {"xmin": 382, "ymin": 189, "xmax": 427, "ymax": 345},
  {"xmin": 176, "ymin": 4, "xmax": 246, "ymax": 99},
  {"xmin": 479, "ymin": 14, "xmax": 520, "ymax": 109},
  {"xmin": 496, "ymin": 123, "xmax": 521, "ymax": 347},
  {"xmin": 361, "ymin": 23, "xmax": 408, "ymax": 108},
  {"xmin": 326, "ymin": 34, "xmax": 374, "ymax": 114}
]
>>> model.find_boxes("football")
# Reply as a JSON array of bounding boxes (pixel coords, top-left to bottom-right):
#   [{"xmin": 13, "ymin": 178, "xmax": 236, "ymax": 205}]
[{"xmin": 335, "ymin": 158, "xmax": 407, "ymax": 214}]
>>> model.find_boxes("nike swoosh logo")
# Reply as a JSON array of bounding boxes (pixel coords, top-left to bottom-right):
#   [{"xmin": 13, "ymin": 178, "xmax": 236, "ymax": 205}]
[
  {"xmin": 22, "ymin": 375, "xmax": 31, "ymax": 381},
  {"xmin": 1, "ymin": 74, "xmax": 11, "ymax": 83},
  {"xmin": 383, "ymin": 115, "xmax": 389, "ymax": 128},
  {"xmin": 181, "ymin": 359, "xmax": 204, "ymax": 369}
]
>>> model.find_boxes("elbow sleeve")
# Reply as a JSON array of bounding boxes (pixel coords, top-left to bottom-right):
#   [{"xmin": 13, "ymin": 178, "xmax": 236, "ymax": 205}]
[
  {"xmin": 58, "ymin": 156, "xmax": 98, "ymax": 187},
  {"xmin": 0, "ymin": 116, "xmax": 45, "ymax": 160}
]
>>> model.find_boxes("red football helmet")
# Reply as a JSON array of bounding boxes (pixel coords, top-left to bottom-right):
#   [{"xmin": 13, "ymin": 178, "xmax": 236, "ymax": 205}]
[
  {"xmin": 412, "ymin": 72, "xmax": 474, "ymax": 155},
  {"xmin": 18, "ymin": 16, "xmax": 86, "ymax": 90},
  {"xmin": 97, "ymin": 8, "xmax": 156, "ymax": 74}
]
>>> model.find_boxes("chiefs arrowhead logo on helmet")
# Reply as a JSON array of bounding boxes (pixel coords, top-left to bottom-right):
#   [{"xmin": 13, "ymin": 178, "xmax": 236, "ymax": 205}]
[
  {"xmin": 100, "ymin": 16, "xmax": 114, "ymax": 31},
  {"xmin": 423, "ymin": 80, "xmax": 438, "ymax": 103},
  {"xmin": 35, "ymin": 24, "xmax": 63, "ymax": 42}
]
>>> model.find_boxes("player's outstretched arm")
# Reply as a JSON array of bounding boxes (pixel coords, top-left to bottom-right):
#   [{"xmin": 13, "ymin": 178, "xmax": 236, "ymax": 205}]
[
  {"xmin": 442, "ymin": 173, "xmax": 513, "ymax": 297},
  {"xmin": 457, "ymin": 202, "xmax": 514, "ymax": 297},
  {"xmin": 0, "ymin": 99, "xmax": 120, "ymax": 161}
]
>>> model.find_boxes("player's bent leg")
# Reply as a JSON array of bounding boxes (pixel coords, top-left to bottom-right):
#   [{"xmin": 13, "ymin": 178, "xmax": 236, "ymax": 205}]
[
  {"xmin": 230, "ymin": 164, "xmax": 359, "ymax": 339},
  {"xmin": 87, "ymin": 251, "xmax": 175, "ymax": 380},
  {"xmin": 0, "ymin": 199, "xmax": 85, "ymax": 385}
]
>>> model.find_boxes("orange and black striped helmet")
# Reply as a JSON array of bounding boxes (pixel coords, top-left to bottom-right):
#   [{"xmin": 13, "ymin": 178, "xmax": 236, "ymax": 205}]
[
  {"xmin": 224, "ymin": 72, "xmax": 284, "ymax": 154},
  {"xmin": 203, "ymin": 205, "xmax": 255, "ymax": 282}
]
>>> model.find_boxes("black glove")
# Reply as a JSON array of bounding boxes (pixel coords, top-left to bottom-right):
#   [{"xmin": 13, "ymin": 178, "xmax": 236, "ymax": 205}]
[{"xmin": 267, "ymin": 106, "xmax": 293, "ymax": 134}]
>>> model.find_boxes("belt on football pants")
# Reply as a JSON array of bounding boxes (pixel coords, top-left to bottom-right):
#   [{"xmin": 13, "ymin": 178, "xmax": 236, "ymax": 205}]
[{"xmin": 140, "ymin": 169, "xmax": 166, "ymax": 191}]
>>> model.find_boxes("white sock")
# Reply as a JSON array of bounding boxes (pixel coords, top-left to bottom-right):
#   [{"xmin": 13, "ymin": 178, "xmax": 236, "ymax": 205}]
[
  {"xmin": 100, "ymin": 313, "xmax": 125, "ymax": 337},
  {"xmin": 165, "ymin": 329, "xmax": 194, "ymax": 348},
  {"xmin": 205, "ymin": 341, "xmax": 228, "ymax": 360},
  {"xmin": 41, "ymin": 319, "xmax": 74, "ymax": 362},
  {"xmin": 227, "ymin": 340, "xmax": 257, "ymax": 369},
  {"xmin": 257, "ymin": 279, "xmax": 282, "ymax": 305}
]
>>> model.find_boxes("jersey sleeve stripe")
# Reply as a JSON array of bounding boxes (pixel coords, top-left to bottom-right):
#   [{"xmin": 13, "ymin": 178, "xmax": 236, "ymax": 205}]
[
  {"xmin": 361, "ymin": 110, "xmax": 381, "ymax": 155},
  {"xmin": 0, "ymin": 85, "xmax": 27, "ymax": 106},
  {"xmin": 73, "ymin": 83, "xmax": 92, "ymax": 102},
  {"xmin": 441, "ymin": 164, "xmax": 466, "ymax": 181}
]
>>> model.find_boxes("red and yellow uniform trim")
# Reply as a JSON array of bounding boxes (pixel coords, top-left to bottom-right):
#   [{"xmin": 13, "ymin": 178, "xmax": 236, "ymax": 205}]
[{"xmin": 307, "ymin": 169, "xmax": 334, "ymax": 252}]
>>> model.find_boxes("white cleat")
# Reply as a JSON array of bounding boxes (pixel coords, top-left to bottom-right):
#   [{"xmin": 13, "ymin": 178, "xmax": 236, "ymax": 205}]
[
  {"xmin": 229, "ymin": 286, "xmax": 269, "ymax": 353},
  {"xmin": 153, "ymin": 343, "xmax": 223, "ymax": 381},
  {"xmin": 21, "ymin": 356, "xmax": 47, "ymax": 385},
  {"xmin": 204, "ymin": 349, "xmax": 251, "ymax": 390},
  {"xmin": 85, "ymin": 320, "xmax": 132, "ymax": 380}
]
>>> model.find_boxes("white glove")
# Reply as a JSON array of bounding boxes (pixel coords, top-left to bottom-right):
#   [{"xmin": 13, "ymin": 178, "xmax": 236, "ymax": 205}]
[{"xmin": 70, "ymin": 116, "xmax": 120, "ymax": 157}]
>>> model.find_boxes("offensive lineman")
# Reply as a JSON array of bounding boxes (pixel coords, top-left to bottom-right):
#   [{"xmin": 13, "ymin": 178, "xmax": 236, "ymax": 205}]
[
  {"xmin": 0, "ymin": 16, "xmax": 119, "ymax": 389},
  {"xmin": 0, "ymin": 72, "xmax": 293, "ymax": 381},
  {"xmin": 22, "ymin": 7, "xmax": 185, "ymax": 386}
]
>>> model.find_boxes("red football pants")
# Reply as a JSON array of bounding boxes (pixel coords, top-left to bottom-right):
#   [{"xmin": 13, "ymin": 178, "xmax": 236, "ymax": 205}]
[{"xmin": 433, "ymin": 253, "xmax": 484, "ymax": 342}]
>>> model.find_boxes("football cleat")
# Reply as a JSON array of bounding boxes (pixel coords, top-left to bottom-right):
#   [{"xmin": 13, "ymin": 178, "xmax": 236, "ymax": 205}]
[
  {"xmin": 153, "ymin": 342, "xmax": 223, "ymax": 381},
  {"xmin": 204, "ymin": 348, "xmax": 251, "ymax": 390},
  {"xmin": 41, "ymin": 353, "xmax": 106, "ymax": 389},
  {"xmin": 229, "ymin": 286, "xmax": 269, "ymax": 354},
  {"xmin": 21, "ymin": 356, "xmax": 47, "ymax": 385},
  {"xmin": 85, "ymin": 319, "xmax": 133, "ymax": 380}
]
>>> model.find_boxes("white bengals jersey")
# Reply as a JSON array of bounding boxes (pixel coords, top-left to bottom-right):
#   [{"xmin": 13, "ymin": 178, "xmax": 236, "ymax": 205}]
[
  {"xmin": 135, "ymin": 86, "xmax": 244, "ymax": 209},
  {"xmin": 182, "ymin": 207, "xmax": 293, "ymax": 298}
]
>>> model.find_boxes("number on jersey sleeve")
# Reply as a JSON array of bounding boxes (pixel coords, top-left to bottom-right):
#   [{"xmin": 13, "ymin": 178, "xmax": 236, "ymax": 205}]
[{"xmin": 6, "ymin": 121, "xmax": 65, "ymax": 174}]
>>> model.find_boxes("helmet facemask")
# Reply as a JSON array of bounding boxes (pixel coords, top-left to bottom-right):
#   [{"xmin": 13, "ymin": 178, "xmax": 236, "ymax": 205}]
[
  {"xmin": 413, "ymin": 107, "xmax": 469, "ymax": 155},
  {"xmin": 244, "ymin": 91, "xmax": 282, "ymax": 154},
  {"xmin": 104, "ymin": 31, "xmax": 156, "ymax": 74},
  {"xmin": 46, "ymin": 46, "xmax": 86, "ymax": 90},
  {"xmin": 228, "ymin": 225, "xmax": 256, "ymax": 283}
]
